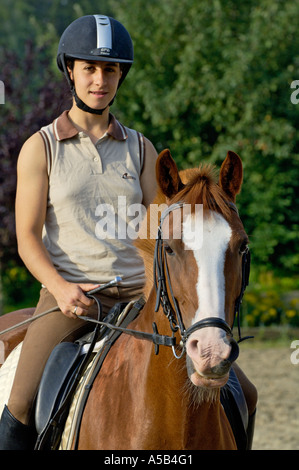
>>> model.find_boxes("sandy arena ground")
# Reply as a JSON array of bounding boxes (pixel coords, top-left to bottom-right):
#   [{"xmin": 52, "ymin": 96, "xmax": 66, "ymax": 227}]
[{"xmin": 237, "ymin": 343, "xmax": 299, "ymax": 450}]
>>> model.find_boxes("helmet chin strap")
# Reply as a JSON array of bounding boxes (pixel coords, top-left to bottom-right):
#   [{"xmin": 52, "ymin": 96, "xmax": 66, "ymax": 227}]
[
  {"xmin": 61, "ymin": 59, "xmax": 115, "ymax": 115},
  {"xmin": 73, "ymin": 88, "xmax": 115, "ymax": 115}
]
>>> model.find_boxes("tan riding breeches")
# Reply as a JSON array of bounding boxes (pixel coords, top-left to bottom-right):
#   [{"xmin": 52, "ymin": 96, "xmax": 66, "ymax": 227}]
[{"xmin": 7, "ymin": 286, "xmax": 142, "ymax": 425}]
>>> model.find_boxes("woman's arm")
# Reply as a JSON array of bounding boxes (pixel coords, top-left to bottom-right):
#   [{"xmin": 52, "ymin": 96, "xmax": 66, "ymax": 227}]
[
  {"xmin": 15, "ymin": 132, "xmax": 98, "ymax": 318},
  {"xmin": 140, "ymin": 137, "xmax": 158, "ymax": 208}
]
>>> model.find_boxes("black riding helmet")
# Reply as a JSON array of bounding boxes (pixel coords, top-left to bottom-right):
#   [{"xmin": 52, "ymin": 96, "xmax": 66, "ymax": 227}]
[{"xmin": 57, "ymin": 15, "xmax": 134, "ymax": 115}]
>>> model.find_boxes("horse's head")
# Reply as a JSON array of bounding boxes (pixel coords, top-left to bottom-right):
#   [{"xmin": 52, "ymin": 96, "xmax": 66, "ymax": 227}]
[{"xmin": 154, "ymin": 149, "xmax": 249, "ymax": 391}]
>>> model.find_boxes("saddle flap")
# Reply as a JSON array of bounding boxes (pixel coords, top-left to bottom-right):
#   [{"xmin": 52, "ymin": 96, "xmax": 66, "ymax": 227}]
[
  {"xmin": 220, "ymin": 367, "xmax": 249, "ymax": 449},
  {"xmin": 35, "ymin": 342, "xmax": 83, "ymax": 435}
]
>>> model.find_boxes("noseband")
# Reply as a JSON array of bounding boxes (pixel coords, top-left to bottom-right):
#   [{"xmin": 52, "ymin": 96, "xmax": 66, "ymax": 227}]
[{"xmin": 154, "ymin": 201, "xmax": 252, "ymax": 359}]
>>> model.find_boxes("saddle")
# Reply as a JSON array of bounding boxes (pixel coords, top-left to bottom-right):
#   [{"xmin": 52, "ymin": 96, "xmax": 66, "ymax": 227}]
[
  {"xmin": 220, "ymin": 368, "xmax": 249, "ymax": 449},
  {"xmin": 34, "ymin": 299, "xmax": 144, "ymax": 450}
]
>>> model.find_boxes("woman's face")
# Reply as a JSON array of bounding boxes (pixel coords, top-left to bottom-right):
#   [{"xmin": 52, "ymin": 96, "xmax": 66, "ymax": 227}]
[{"xmin": 68, "ymin": 60, "xmax": 122, "ymax": 111}]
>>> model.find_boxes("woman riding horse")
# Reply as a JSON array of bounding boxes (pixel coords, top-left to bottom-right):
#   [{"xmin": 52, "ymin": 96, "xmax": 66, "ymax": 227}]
[
  {"xmin": 0, "ymin": 15, "xmax": 257, "ymax": 450},
  {"xmin": 0, "ymin": 14, "xmax": 158, "ymax": 449}
]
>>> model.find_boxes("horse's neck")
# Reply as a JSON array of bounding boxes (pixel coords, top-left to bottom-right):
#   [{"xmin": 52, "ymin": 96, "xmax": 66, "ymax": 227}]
[{"xmin": 140, "ymin": 253, "xmax": 154, "ymax": 300}]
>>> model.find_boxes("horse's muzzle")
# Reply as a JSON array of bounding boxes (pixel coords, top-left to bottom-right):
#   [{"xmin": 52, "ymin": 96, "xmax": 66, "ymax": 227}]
[{"xmin": 186, "ymin": 336, "xmax": 239, "ymax": 388}]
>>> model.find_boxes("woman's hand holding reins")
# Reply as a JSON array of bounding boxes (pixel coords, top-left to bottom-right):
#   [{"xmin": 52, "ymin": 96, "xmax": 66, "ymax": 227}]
[{"xmin": 50, "ymin": 280, "xmax": 101, "ymax": 319}]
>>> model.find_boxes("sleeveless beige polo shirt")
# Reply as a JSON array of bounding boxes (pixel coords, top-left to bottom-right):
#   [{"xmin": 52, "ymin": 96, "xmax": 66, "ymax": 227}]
[{"xmin": 39, "ymin": 111, "xmax": 146, "ymax": 288}]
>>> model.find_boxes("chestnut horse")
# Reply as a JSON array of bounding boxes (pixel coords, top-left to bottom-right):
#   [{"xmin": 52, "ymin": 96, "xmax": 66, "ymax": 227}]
[
  {"xmin": 77, "ymin": 149, "xmax": 253, "ymax": 450},
  {"xmin": 0, "ymin": 149, "xmax": 256, "ymax": 449}
]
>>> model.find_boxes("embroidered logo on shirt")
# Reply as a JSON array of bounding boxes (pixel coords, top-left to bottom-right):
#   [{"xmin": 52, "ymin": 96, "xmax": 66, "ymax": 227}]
[{"xmin": 122, "ymin": 173, "xmax": 136, "ymax": 180}]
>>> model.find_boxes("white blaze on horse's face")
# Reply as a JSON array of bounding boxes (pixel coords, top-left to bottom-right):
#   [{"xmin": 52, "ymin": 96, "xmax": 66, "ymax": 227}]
[
  {"xmin": 183, "ymin": 210, "xmax": 233, "ymax": 388},
  {"xmin": 184, "ymin": 211, "xmax": 232, "ymax": 320}
]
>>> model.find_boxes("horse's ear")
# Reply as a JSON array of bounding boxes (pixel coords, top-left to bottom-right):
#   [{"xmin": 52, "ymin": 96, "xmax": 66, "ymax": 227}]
[
  {"xmin": 156, "ymin": 149, "xmax": 184, "ymax": 199},
  {"xmin": 219, "ymin": 151, "xmax": 243, "ymax": 202}
]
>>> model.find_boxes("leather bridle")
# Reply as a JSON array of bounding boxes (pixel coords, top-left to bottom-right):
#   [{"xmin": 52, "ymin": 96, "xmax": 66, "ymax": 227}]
[{"xmin": 153, "ymin": 201, "xmax": 252, "ymax": 358}]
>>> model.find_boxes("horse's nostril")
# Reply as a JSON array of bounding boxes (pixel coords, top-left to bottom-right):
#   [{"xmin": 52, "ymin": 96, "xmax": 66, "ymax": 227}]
[
  {"xmin": 228, "ymin": 338, "xmax": 239, "ymax": 363},
  {"xmin": 186, "ymin": 338, "xmax": 199, "ymax": 356}
]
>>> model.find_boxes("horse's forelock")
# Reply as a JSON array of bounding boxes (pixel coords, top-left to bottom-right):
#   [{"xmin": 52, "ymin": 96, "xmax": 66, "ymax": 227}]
[{"xmin": 172, "ymin": 165, "xmax": 231, "ymax": 218}]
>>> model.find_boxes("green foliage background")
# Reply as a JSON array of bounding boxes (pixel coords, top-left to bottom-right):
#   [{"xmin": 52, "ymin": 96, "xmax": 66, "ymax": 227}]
[{"xmin": 0, "ymin": 0, "xmax": 298, "ymax": 325}]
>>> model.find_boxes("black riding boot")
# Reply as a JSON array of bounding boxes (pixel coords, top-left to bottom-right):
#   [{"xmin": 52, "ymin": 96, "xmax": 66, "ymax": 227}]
[
  {"xmin": 246, "ymin": 409, "xmax": 256, "ymax": 450},
  {"xmin": 0, "ymin": 405, "xmax": 36, "ymax": 450}
]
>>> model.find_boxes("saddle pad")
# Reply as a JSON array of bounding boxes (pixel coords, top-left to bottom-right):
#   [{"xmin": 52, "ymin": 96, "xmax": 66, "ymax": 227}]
[
  {"xmin": 0, "ymin": 342, "xmax": 22, "ymax": 416},
  {"xmin": 59, "ymin": 348, "xmax": 101, "ymax": 450}
]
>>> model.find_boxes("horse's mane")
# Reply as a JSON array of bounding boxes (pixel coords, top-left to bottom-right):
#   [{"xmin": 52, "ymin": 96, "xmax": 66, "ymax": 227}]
[{"xmin": 136, "ymin": 164, "xmax": 231, "ymax": 295}]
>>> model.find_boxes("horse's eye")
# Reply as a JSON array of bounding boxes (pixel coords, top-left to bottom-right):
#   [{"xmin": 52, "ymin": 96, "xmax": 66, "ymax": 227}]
[
  {"xmin": 164, "ymin": 244, "xmax": 174, "ymax": 256},
  {"xmin": 239, "ymin": 241, "xmax": 249, "ymax": 255}
]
